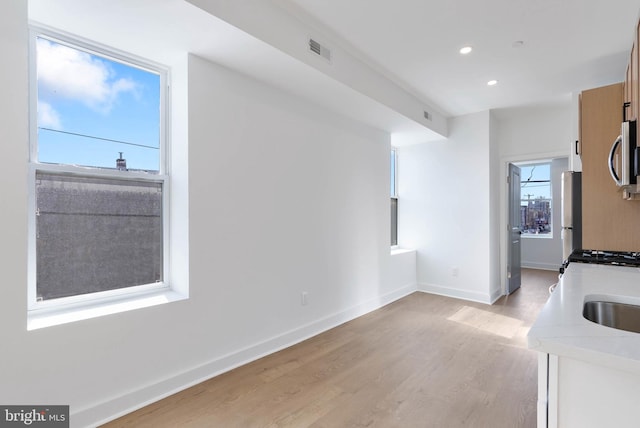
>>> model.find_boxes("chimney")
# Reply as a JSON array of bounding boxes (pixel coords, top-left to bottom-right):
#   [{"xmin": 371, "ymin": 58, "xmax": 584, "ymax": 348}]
[{"xmin": 116, "ymin": 152, "xmax": 127, "ymax": 171}]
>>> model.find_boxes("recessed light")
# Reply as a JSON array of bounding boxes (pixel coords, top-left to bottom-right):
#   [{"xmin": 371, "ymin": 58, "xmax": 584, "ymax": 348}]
[
  {"xmin": 487, "ymin": 80, "xmax": 498, "ymax": 86},
  {"xmin": 459, "ymin": 46, "xmax": 472, "ymax": 55}
]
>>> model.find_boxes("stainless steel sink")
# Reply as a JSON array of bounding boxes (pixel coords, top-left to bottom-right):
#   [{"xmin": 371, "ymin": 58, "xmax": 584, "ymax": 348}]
[{"xmin": 583, "ymin": 301, "xmax": 640, "ymax": 334}]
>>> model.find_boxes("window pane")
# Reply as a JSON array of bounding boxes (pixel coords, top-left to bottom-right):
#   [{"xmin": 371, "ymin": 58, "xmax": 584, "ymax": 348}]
[
  {"xmin": 36, "ymin": 37, "xmax": 160, "ymax": 172},
  {"xmin": 520, "ymin": 163, "xmax": 552, "ymax": 235},
  {"xmin": 390, "ymin": 149, "xmax": 396, "ymax": 196},
  {"xmin": 391, "ymin": 198, "xmax": 398, "ymax": 246},
  {"xmin": 36, "ymin": 172, "xmax": 163, "ymax": 300},
  {"xmin": 520, "ymin": 164, "xmax": 551, "ymax": 199}
]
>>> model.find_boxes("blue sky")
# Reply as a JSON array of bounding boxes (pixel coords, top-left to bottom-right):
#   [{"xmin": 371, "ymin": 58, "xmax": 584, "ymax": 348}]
[
  {"xmin": 37, "ymin": 37, "xmax": 160, "ymax": 172},
  {"xmin": 520, "ymin": 163, "xmax": 551, "ymax": 200}
]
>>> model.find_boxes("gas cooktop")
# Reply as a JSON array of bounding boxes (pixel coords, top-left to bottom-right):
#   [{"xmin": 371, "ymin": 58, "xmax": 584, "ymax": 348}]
[{"xmin": 567, "ymin": 249, "xmax": 640, "ymax": 267}]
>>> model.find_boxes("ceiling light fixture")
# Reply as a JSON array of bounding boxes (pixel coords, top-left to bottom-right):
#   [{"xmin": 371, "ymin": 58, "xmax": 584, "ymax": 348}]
[
  {"xmin": 459, "ymin": 46, "xmax": 472, "ymax": 55},
  {"xmin": 487, "ymin": 80, "xmax": 498, "ymax": 86}
]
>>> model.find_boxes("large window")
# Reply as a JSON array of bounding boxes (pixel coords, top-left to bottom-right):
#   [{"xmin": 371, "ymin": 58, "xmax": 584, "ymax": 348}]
[
  {"xmin": 28, "ymin": 29, "xmax": 168, "ymax": 311},
  {"xmin": 520, "ymin": 162, "xmax": 552, "ymax": 237},
  {"xmin": 391, "ymin": 148, "xmax": 398, "ymax": 246}
]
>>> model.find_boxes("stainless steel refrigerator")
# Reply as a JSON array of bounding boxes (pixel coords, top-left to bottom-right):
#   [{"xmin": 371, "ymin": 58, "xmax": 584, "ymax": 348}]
[{"xmin": 561, "ymin": 171, "xmax": 582, "ymax": 260}]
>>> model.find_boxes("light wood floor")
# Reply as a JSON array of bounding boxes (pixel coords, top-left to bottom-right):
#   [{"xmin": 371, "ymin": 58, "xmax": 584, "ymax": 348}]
[{"xmin": 102, "ymin": 268, "xmax": 557, "ymax": 428}]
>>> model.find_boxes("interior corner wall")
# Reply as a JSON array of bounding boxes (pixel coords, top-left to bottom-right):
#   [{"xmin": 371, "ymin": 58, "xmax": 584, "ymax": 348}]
[
  {"xmin": 398, "ymin": 111, "xmax": 495, "ymax": 304},
  {"xmin": 0, "ymin": 5, "xmax": 411, "ymax": 423},
  {"xmin": 489, "ymin": 112, "xmax": 502, "ymax": 301}
]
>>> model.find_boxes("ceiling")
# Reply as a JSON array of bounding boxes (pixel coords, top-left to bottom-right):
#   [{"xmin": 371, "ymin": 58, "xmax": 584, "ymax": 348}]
[
  {"xmin": 27, "ymin": 0, "xmax": 640, "ymax": 142},
  {"xmin": 278, "ymin": 0, "xmax": 640, "ymax": 117}
]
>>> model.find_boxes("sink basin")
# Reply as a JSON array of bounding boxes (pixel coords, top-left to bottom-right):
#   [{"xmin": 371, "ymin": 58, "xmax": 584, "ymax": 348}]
[{"xmin": 583, "ymin": 301, "xmax": 640, "ymax": 334}]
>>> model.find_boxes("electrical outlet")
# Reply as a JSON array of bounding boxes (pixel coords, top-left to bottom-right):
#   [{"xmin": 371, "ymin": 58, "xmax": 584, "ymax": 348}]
[
  {"xmin": 452, "ymin": 267, "xmax": 459, "ymax": 277},
  {"xmin": 301, "ymin": 292, "xmax": 308, "ymax": 306}
]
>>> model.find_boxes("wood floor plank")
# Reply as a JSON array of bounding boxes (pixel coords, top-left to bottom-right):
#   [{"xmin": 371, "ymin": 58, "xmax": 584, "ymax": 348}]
[{"xmin": 101, "ymin": 268, "xmax": 555, "ymax": 428}]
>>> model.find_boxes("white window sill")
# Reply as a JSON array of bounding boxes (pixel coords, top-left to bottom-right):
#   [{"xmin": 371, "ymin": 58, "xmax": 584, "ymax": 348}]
[
  {"xmin": 27, "ymin": 288, "xmax": 188, "ymax": 330},
  {"xmin": 391, "ymin": 247, "xmax": 416, "ymax": 256},
  {"xmin": 522, "ymin": 234, "xmax": 554, "ymax": 239}
]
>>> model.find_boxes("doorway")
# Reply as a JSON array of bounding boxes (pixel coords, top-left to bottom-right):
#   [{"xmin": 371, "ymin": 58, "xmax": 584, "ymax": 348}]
[{"xmin": 505, "ymin": 157, "xmax": 568, "ymax": 295}]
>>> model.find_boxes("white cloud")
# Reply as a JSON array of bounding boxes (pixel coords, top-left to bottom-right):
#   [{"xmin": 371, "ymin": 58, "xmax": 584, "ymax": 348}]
[
  {"xmin": 38, "ymin": 100, "xmax": 62, "ymax": 129},
  {"xmin": 37, "ymin": 38, "xmax": 138, "ymax": 113}
]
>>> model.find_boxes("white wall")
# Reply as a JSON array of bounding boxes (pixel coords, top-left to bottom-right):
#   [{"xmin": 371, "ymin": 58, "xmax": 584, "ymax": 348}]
[
  {"xmin": 0, "ymin": 0, "xmax": 30, "ymax": 412},
  {"xmin": 398, "ymin": 111, "xmax": 500, "ymax": 303},
  {"xmin": 496, "ymin": 104, "xmax": 572, "ymax": 160},
  {"xmin": 188, "ymin": 54, "xmax": 405, "ymax": 353},
  {"xmin": 0, "ymin": 5, "xmax": 415, "ymax": 425},
  {"xmin": 489, "ymin": 112, "xmax": 502, "ymax": 299},
  {"xmin": 495, "ymin": 104, "xmax": 571, "ymax": 274}
]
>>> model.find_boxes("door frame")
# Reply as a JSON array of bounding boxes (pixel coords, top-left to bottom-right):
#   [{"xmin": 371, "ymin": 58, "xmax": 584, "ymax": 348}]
[{"xmin": 499, "ymin": 151, "xmax": 567, "ymax": 295}]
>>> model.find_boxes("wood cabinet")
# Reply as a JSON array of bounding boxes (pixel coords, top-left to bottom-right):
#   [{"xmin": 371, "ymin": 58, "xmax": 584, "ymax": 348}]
[{"xmin": 580, "ymin": 83, "xmax": 640, "ymax": 251}]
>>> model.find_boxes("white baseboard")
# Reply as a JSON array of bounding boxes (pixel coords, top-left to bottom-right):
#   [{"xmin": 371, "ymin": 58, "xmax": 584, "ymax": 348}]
[
  {"xmin": 417, "ymin": 282, "xmax": 493, "ymax": 304},
  {"xmin": 76, "ymin": 282, "xmax": 417, "ymax": 428},
  {"xmin": 489, "ymin": 287, "xmax": 503, "ymax": 304}
]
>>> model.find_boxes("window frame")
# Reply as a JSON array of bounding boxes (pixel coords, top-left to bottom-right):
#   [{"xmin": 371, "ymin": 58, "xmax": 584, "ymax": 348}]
[
  {"xmin": 519, "ymin": 161, "xmax": 553, "ymax": 239},
  {"xmin": 27, "ymin": 26, "xmax": 171, "ymax": 314},
  {"xmin": 390, "ymin": 147, "xmax": 398, "ymax": 247}
]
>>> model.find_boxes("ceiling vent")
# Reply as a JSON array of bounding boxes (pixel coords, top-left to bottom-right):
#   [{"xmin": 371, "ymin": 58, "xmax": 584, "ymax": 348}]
[{"xmin": 309, "ymin": 38, "xmax": 331, "ymax": 62}]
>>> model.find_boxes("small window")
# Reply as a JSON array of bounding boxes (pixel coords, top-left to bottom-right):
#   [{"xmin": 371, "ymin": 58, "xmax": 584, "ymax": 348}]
[
  {"xmin": 28, "ymin": 29, "xmax": 168, "ymax": 310},
  {"xmin": 391, "ymin": 148, "xmax": 398, "ymax": 246},
  {"xmin": 520, "ymin": 162, "xmax": 552, "ymax": 237}
]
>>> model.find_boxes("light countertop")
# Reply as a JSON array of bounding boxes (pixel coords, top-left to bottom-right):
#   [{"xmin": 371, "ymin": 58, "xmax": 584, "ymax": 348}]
[{"xmin": 527, "ymin": 263, "xmax": 640, "ymax": 374}]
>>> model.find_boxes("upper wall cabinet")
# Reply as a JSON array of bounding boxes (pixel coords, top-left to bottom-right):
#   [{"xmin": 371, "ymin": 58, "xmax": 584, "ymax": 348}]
[{"xmin": 580, "ymin": 83, "xmax": 640, "ymax": 250}]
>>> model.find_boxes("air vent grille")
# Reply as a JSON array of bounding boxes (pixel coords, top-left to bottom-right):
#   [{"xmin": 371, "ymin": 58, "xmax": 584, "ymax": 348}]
[
  {"xmin": 309, "ymin": 38, "xmax": 331, "ymax": 62},
  {"xmin": 309, "ymin": 39, "xmax": 322, "ymax": 55}
]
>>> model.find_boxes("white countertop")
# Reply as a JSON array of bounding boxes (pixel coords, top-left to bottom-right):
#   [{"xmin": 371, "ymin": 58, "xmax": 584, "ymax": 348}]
[{"xmin": 527, "ymin": 263, "xmax": 640, "ymax": 374}]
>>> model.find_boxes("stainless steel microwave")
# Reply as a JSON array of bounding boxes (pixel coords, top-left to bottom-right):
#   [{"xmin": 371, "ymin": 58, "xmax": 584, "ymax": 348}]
[{"xmin": 608, "ymin": 120, "xmax": 638, "ymax": 187}]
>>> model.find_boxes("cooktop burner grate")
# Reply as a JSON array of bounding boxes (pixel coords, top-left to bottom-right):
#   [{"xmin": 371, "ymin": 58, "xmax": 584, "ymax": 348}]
[{"xmin": 567, "ymin": 249, "xmax": 640, "ymax": 267}]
